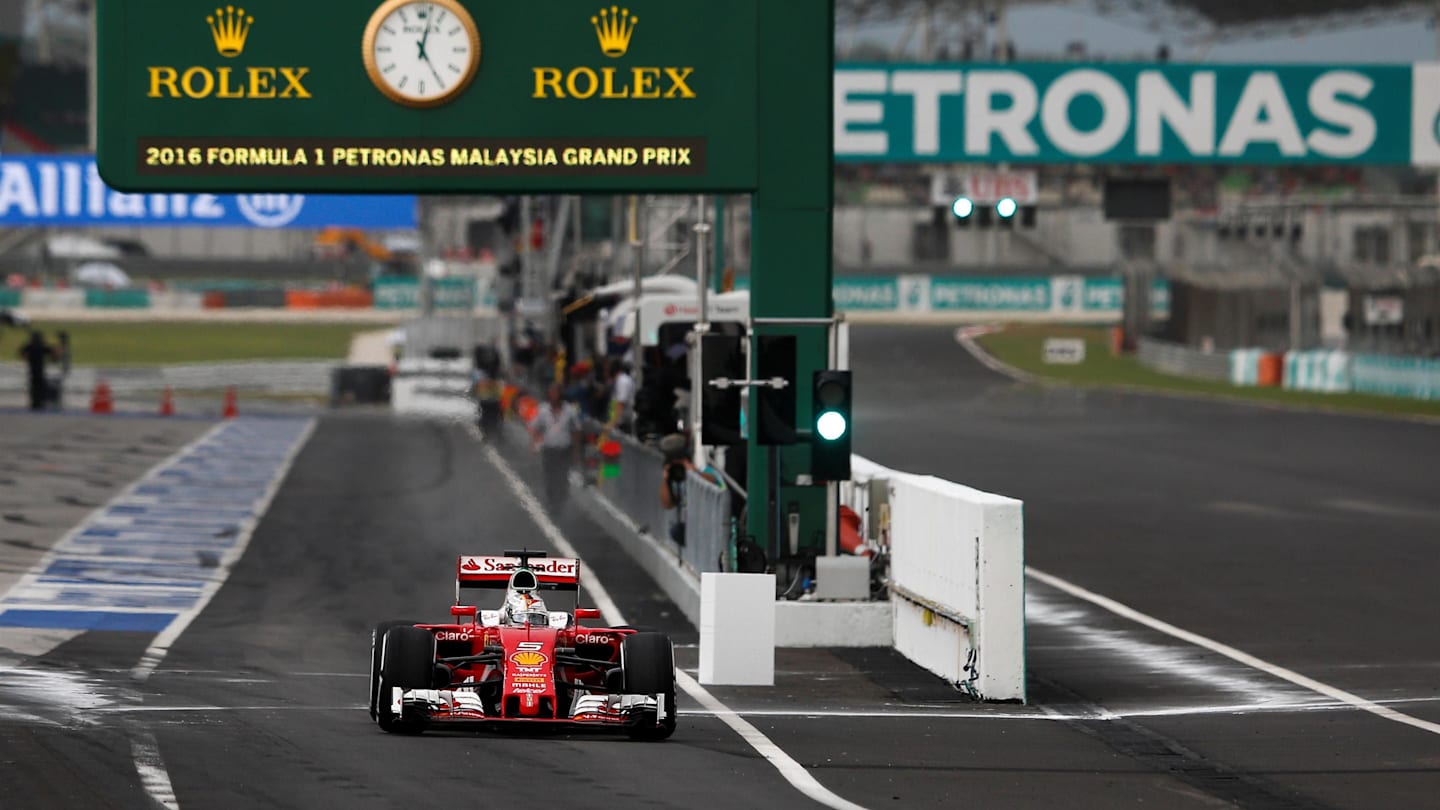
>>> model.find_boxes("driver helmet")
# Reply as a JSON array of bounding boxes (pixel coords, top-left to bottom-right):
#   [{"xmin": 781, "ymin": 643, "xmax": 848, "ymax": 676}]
[{"xmin": 502, "ymin": 569, "xmax": 550, "ymax": 626}]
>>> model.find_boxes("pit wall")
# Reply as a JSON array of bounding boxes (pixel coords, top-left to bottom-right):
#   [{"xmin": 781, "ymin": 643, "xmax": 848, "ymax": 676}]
[{"xmin": 847, "ymin": 456, "xmax": 1026, "ymax": 703}]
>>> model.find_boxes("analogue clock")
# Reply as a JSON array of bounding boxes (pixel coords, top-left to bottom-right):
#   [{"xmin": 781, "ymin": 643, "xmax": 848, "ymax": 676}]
[{"xmin": 363, "ymin": 0, "xmax": 480, "ymax": 108}]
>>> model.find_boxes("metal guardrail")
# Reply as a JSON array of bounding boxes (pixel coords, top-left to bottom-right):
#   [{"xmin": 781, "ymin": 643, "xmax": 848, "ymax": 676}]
[
  {"xmin": 1136, "ymin": 336, "xmax": 1231, "ymax": 382},
  {"xmin": 595, "ymin": 429, "xmax": 731, "ymax": 577},
  {"xmin": 681, "ymin": 469, "xmax": 730, "ymax": 576},
  {"xmin": 0, "ymin": 360, "xmax": 337, "ymax": 395},
  {"xmin": 603, "ymin": 431, "xmax": 672, "ymax": 542}
]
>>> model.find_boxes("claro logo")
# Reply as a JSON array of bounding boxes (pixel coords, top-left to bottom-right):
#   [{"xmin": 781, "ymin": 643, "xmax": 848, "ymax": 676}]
[{"xmin": 146, "ymin": 7, "xmax": 311, "ymax": 100}]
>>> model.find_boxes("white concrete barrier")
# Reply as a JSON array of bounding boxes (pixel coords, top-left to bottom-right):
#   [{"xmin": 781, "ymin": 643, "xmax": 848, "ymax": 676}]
[
  {"xmin": 888, "ymin": 473, "xmax": 1025, "ymax": 701},
  {"xmin": 147, "ymin": 291, "xmax": 206, "ymax": 311},
  {"xmin": 847, "ymin": 454, "xmax": 1025, "ymax": 702},
  {"xmin": 19, "ymin": 289, "xmax": 85, "ymax": 310}
]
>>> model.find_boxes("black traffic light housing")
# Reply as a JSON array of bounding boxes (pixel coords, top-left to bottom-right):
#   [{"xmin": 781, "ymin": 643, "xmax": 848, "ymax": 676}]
[
  {"xmin": 756, "ymin": 335, "xmax": 798, "ymax": 445},
  {"xmin": 810, "ymin": 370, "xmax": 852, "ymax": 481},
  {"xmin": 700, "ymin": 334, "xmax": 745, "ymax": 446}
]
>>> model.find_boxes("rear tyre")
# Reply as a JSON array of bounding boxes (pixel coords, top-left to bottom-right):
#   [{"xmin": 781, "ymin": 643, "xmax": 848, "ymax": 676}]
[
  {"xmin": 377, "ymin": 626, "xmax": 435, "ymax": 734},
  {"xmin": 621, "ymin": 632, "xmax": 677, "ymax": 741},
  {"xmin": 369, "ymin": 620, "xmax": 419, "ymax": 721}
]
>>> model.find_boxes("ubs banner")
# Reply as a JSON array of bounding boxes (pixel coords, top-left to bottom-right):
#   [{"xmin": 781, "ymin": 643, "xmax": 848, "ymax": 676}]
[
  {"xmin": 0, "ymin": 156, "xmax": 416, "ymax": 228},
  {"xmin": 836, "ymin": 63, "xmax": 1440, "ymax": 165}
]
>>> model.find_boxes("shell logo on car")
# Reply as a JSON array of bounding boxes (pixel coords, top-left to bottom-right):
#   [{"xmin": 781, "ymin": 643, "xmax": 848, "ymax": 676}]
[{"xmin": 510, "ymin": 651, "xmax": 548, "ymax": 667}]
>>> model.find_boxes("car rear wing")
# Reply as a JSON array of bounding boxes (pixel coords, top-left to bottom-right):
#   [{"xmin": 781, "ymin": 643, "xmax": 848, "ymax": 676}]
[{"xmin": 455, "ymin": 555, "xmax": 580, "ymax": 602}]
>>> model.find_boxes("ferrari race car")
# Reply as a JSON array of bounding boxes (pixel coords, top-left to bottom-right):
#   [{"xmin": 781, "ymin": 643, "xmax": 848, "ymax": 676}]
[{"xmin": 368, "ymin": 550, "xmax": 677, "ymax": 740}]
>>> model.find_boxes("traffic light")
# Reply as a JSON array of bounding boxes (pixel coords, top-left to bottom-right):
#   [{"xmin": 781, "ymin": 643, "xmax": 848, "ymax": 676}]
[
  {"xmin": 756, "ymin": 335, "xmax": 797, "ymax": 445},
  {"xmin": 948, "ymin": 196, "xmax": 1036, "ymax": 229},
  {"xmin": 701, "ymin": 334, "xmax": 744, "ymax": 446},
  {"xmin": 810, "ymin": 370, "xmax": 852, "ymax": 481}
]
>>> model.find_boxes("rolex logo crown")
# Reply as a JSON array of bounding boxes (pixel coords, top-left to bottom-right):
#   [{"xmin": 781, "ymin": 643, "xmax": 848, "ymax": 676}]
[
  {"xmin": 591, "ymin": 6, "xmax": 638, "ymax": 58},
  {"xmin": 206, "ymin": 6, "xmax": 254, "ymax": 58}
]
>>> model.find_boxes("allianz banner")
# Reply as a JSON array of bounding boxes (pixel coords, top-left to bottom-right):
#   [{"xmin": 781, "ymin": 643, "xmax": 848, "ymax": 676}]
[
  {"xmin": 0, "ymin": 156, "xmax": 417, "ymax": 228},
  {"xmin": 836, "ymin": 63, "xmax": 1440, "ymax": 165}
]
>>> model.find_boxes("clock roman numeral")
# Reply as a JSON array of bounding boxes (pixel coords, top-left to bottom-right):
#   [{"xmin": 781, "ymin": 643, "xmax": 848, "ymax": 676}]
[
  {"xmin": 383, "ymin": 64, "xmax": 396, "ymax": 73},
  {"xmin": 398, "ymin": 76, "xmax": 408, "ymax": 88},
  {"xmin": 449, "ymin": 26, "xmax": 461, "ymax": 36}
]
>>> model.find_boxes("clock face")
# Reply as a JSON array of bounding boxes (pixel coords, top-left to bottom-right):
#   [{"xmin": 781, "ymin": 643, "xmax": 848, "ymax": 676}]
[{"xmin": 363, "ymin": 0, "xmax": 480, "ymax": 108}]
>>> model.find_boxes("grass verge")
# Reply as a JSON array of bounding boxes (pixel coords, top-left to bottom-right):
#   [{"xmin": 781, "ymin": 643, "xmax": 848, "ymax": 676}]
[
  {"xmin": 975, "ymin": 324, "xmax": 1440, "ymax": 420},
  {"xmin": 3, "ymin": 321, "xmax": 390, "ymax": 366}
]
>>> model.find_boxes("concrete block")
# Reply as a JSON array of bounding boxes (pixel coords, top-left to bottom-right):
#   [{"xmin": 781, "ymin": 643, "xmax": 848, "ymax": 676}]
[
  {"xmin": 699, "ymin": 573, "xmax": 775, "ymax": 685},
  {"xmin": 814, "ymin": 556, "xmax": 870, "ymax": 601}
]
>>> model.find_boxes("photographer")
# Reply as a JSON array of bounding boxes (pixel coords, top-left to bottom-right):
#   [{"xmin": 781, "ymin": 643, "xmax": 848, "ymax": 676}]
[{"xmin": 657, "ymin": 433, "xmax": 723, "ymax": 545}]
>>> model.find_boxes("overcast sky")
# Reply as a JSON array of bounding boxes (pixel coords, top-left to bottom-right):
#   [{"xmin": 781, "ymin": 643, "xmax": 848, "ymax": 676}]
[{"xmin": 854, "ymin": 6, "xmax": 1439, "ymax": 63}]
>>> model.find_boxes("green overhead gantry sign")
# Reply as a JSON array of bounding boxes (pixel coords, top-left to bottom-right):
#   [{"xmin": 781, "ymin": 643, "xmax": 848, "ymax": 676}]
[{"xmin": 97, "ymin": 0, "xmax": 758, "ymax": 193}]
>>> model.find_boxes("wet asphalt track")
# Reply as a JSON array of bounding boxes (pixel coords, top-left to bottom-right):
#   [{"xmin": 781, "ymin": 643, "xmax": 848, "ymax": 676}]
[{"xmin": 2, "ymin": 324, "xmax": 1439, "ymax": 809}]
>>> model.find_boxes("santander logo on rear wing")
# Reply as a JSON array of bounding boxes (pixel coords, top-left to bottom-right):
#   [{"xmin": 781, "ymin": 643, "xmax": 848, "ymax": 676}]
[{"xmin": 456, "ymin": 555, "xmax": 580, "ymax": 585}]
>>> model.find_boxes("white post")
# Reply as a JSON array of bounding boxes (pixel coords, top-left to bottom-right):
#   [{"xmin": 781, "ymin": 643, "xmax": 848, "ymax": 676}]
[
  {"xmin": 699, "ymin": 573, "xmax": 775, "ymax": 685},
  {"xmin": 692, "ymin": 196, "xmax": 711, "ymax": 467},
  {"xmin": 631, "ymin": 195, "xmax": 646, "ymax": 391}
]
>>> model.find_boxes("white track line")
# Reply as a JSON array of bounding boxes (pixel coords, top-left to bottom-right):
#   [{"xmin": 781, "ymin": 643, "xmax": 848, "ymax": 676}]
[
  {"xmin": 481, "ymin": 441, "xmax": 869, "ymax": 810},
  {"xmin": 131, "ymin": 419, "xmax": 316, "ymax": 682},
  {"xmin": 124, "ymin": 418, "xmax": 314, "ymax": 810},
  {"xmin": 1027, "ymin": 566, "xmax": 1440, "ymax": 738},
  {"xmin": 131, "ymin": 730, "xmax": 180, "ymax": 810}
]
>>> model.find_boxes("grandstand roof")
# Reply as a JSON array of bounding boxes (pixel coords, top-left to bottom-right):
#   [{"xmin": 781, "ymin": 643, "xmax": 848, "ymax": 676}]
[
  {"xmin": 839, "ymin": 0, "xmax": 1435, "ymax": 42},
  {"xmin": 1162, "ymin": 0, "xmax": 1428, "ymax": 29}
]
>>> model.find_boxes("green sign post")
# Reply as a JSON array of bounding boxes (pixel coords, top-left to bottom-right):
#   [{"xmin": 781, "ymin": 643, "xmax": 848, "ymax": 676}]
[
  {"xmin": 97, "ymin": 0, "xmax": 836, "ymax": 565},
  {"xmin": 96, "ymin": 0, "xmax": 758, "ymax": 192}
]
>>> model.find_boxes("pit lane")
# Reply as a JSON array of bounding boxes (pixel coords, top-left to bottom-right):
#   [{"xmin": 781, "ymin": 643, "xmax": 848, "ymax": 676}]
[{"xmin": 2, "ymin": 328, "xmax": 1439, "ymax": 808}]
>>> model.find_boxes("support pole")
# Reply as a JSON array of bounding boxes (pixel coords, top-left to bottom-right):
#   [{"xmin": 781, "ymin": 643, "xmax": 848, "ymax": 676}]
[
  {"xmin": 713, "ymin": 195, "xmax": 727, "ymax": 292},
  {"xmin": 747, "ymin": 0, "xmax": 834, "ymax": 563},
  {"xmin": 692, "ymin": 195, "xmax": 711, "ymax": 467},
  {"xmin": 631, "ymin": 195, "xmax": 646, "ymax": 392}
]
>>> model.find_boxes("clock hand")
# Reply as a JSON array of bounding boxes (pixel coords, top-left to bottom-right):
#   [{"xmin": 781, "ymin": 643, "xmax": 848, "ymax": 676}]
[
  {"xmin": 417, "ymin": 5, "xmax": 433, "ymax": 61},
  {"xmin": 423, "ymin": 51, "xmax": 445, "ymax": 87}
]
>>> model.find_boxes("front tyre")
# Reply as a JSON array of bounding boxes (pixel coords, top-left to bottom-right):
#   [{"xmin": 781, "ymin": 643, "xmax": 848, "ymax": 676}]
[
  {"xmin": 377, "ymin": 626, "xmax": 435, "ymax": 735},
  {"xmin": 369, "ymin": 620, "xmax": 420, "ymax": 721},
  {"xmin": 621, "ymin": 632, "xmax": 677, "ymax": 741}
]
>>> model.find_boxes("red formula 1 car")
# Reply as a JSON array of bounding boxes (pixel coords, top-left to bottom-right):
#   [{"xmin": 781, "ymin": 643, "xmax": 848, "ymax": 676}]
[{"xmin": 368, "ymin": 550, "xmax": 676, "ymax": 740}]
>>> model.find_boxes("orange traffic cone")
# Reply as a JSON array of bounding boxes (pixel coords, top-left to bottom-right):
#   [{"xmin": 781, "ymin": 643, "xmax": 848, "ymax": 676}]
[
  {"xmin": 159, "ymin": 387, "xmax": 175, "ymax": 417},
  {"xmin": 90, "ymin": 381, "xmax": 114, "ymax": 414},
  {"xmin": 222, "ymin": 386, "xmax": 238, "ymax": 419}
]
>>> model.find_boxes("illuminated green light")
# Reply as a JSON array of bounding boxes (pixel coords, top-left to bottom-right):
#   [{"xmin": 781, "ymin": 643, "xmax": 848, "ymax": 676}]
[{"xmin": 816, "ymin": 410, "xmax": 847, "ymax": 441}]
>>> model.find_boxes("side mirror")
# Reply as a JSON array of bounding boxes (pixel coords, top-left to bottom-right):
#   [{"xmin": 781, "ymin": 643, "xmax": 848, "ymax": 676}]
[
  {"xmin": 574, "ymin": 608, "xmax": 602, "ymax": 620},
  {"xmin": 451, "ymin": 605, "xmax": 478, "ymax": 623}
]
